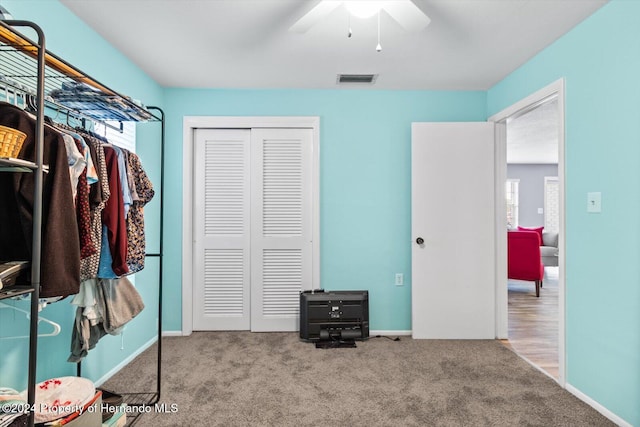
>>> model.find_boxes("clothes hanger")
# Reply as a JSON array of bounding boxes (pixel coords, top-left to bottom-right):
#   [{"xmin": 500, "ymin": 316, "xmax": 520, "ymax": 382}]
[
  {"xmin": 26, "ymin": 93, "xmax": 38, "ymax": 112},
  {"xmin": 0, "ymin": 302, "xmax": 61, "ymax": 339},
  {"xmin": 52, "ymin": 105, "xmax": 62, "ymax": 121}
]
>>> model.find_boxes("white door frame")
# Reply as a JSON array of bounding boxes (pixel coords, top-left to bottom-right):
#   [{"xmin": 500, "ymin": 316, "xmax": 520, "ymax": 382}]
[
  {"xmin": 488, "ymin": 78, "xmax": 566, "ymax": 386},
  {"xmin": 182, "ymin": 116, "xmax": 320, "ymax": 336}
]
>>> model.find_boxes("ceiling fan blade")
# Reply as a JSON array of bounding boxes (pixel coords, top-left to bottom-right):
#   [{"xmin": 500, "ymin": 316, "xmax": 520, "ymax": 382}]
[
  {"xmin": 384, "ymin": 1, "xmax": 431, "ymax": 33},
  {"xmin": 290, "ymin": 1, "xmax": 342, "ymax": 33}
]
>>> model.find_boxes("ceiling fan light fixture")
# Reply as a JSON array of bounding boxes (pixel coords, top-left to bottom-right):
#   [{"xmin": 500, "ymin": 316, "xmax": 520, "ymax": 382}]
[
  {"xmin": 290, "ymin": 0, "xmax": 429, "ymax": 34},
  {"xmin": 344, "ymin": 1, "xmax": 387, "ymax": 19}
]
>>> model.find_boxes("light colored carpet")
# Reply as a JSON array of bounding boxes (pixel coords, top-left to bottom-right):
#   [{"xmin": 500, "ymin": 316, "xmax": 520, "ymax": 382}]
[{"xmin": 103, "ymin": 332, "xmax": 613, "ymax": 426}]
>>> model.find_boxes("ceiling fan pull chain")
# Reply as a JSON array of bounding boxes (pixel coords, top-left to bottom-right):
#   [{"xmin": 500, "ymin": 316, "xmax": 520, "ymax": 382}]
[
  {"xmin": 348, "ymin": 13, "xmax": 352, "ymax": 38},
  {"xmin": 376, "ymin": 10, "xmax": 382, "ymax": 52}
]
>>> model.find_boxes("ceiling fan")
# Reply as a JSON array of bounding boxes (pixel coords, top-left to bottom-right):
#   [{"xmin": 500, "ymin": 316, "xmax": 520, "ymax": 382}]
[{"xmin": 289, "ymin": 0, "xmax": 431, "ymax": 34}]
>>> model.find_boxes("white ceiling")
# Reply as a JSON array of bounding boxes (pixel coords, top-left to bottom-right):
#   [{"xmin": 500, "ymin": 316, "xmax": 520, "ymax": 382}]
[
  {"xmin": 507, "ymin": 98, "xmax": 559, "ymax": 164},
  {"xmin": 59, "ymin": 0, "xmax": 607, "ymax": 90}
]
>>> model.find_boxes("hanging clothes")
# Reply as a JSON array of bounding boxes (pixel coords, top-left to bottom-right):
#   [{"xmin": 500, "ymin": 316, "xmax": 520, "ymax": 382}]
[
  {"xmin": 80, "ymin": 135, "xmax": 110, "ymax": 281},
  {"xmin": 0, "ymin": 102, "xmax": 80, "ymax": 298},
  {"xmin": 99, "ymin": 146, "xmax": 129, "ymax": 277},
  {"xmin": 126, "ymin": 151, "xmax": 154, "ymax": 274},
  {"xmin": 61, "ymin": 133, "xmax": 85, "ymax": 200},
  {"xmin": 68, "ymin": 276, "xmax": 144, "ymax": 362},
  {"xmin": 1, "ymin": 100, "xmax": 154, "ymax": 363},
  {"xmin": 72, "ymin": 136, "xmax": 95, "ymax": 259},
  {"xmin": 73, "ymin": 128, "xmax": 154, "ymax": 279},
  {"xmin": 111, "ymin": 145, "xmax": 132, "ymax": 218},
  {"xmin": 53, "ymin": 123, "xmax": 99, "ymax": 260}
]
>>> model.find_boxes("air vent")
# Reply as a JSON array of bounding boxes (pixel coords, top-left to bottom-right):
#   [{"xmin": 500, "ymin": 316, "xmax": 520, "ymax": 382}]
[{"xmin": 337, "ymin": 74, "xmax": 378, "ymax": 84}]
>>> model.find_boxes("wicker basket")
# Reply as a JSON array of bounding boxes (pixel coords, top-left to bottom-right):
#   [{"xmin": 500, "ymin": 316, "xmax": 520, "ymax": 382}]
[{"xmin": 0, "ymin": 125, "xmax": 27, "ymax": 158}]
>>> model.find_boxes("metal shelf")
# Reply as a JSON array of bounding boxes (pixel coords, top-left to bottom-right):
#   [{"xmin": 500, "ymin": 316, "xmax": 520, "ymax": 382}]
[
  {"xmin": 121, "ymin": 392, "xmax": 159, "ymax": 426},
  {"xmin": 0, "ymin": 20, "xmax": 161, "ymax": 125},
  {"xmin": 0, "ymin": 156, "xmax": 50, "ymax": 172},
  {"xmin": 0, "ymin": 285, "xmax": 34, "ymax": 300}
]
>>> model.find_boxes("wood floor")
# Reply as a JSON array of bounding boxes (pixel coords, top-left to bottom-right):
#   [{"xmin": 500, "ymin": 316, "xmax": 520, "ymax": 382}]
[{"xmin": 502, "ymin": 267, "xmax": 559, "ymax": 379}]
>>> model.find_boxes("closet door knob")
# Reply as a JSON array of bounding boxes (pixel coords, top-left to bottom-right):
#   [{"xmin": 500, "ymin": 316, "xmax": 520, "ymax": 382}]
[{"xmin": 416, "ymin": 237, "xmax": 424, "ymax": 245}]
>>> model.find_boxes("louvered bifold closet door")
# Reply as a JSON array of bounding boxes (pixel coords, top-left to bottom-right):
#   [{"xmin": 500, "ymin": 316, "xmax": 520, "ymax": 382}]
[
  {"xmin": 193, "ymin": 129, "xmax": 251, "ymax": 330},
  {"xmin": 250, "ymin": 128, "xmax": 313, "ymax": 331}
]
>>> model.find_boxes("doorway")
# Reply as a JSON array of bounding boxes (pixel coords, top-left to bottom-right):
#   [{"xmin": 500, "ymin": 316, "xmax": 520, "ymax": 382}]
[
  {"xmin": 182, "ymin": 117, "xmax": 320, "ymax": 335},
  {"xmin": 490, "ymin": 79, "xmax": 565, "ymax": 384}
]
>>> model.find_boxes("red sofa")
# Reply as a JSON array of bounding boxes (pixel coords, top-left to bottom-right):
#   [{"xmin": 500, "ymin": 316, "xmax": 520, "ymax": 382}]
[{"xmin": 507, "ymin": 230, "xmax": 544, "ymax": 297}]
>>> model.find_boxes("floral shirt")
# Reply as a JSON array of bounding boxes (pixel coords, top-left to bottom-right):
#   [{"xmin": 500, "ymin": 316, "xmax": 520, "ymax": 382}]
[{"xmin": 126, "ymin": 151, "xmax": 154, "ymax": 274}]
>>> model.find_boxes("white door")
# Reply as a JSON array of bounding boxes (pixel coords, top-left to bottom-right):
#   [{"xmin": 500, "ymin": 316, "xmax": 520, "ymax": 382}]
[
  {"xmin": 193, "ymin": 128, "xmax": 313, "ymax": 332},
  {"xmin": 411, "ymin": 122, "xmax": 495, "ymax": 339},
  {"xmin": 250, "ymin": 128, "xmax": 313, "ymax": 331},
  {"xmin": 193, "ymin": 129, "xmax": 251, "ymax": 330}
]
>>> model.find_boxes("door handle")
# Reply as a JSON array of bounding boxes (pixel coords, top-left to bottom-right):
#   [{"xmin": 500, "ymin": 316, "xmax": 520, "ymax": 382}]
[{"xmin": 416, "ymin": 237, "xmax": 424, "ymax": 245}]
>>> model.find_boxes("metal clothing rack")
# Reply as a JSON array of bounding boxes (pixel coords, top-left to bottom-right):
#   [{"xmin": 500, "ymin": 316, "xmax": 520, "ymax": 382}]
[
  {"xmin": 75, "ymin": 106, "xmax": 165, "ymax": 427},
  {"xmin": 0, "ymin": 18, "xmax": 165, "ymax": 427},
  {"xmin": 0, "ymin": 19, "xmax": 45, "ymax": 427}
]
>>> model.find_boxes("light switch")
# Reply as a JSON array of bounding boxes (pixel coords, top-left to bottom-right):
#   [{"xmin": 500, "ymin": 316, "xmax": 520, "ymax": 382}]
[
  {"xmin": 537, "ymin": 208, "xmax": 544, "ymax": 214},
  {"xmin": 395, "ymin": 273, "xmax": 404, "ymax": 286},
  {"xmin": 587, "ymin": 192, "xmax": 601, "ymax": 213}
]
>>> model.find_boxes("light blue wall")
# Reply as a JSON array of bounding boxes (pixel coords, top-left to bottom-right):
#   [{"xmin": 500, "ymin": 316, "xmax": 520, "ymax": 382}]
[
  {"xmin": 488, "ymin": 1, "xmax": 640, "ymax": 424},
  {"xmin": 162, "ymin": 88, "xmax": 487, "ymax": 332},
  {"xmin": 0, "ymin": 0, "xmax": 164, "ymax": 392}
]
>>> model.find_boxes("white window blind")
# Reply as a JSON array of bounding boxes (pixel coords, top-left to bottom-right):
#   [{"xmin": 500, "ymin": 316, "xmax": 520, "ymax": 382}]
[
  {"xmin": 506, "ymin": 179, "xmax": 520, "ymax": 228},
  {"xmin": 93, "ymin": 121, "xmax": 136, "ymax": 153}
]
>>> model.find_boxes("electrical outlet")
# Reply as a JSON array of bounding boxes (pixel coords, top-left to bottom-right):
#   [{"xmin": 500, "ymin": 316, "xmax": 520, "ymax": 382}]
[
  {"xmin": 395, "ymin": 273, "xmax": 404, "ymax": 286},
  {"xmin": 587, "ymin": 192, "xmax": 601, "ymax": 213}
]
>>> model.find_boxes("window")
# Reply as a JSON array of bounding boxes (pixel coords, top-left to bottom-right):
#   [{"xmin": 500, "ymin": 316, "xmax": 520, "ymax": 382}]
[
  {"xmin": 544, "ymin": 176, "xmax": 559, "ymax": 233},
  {"xmin": 506, "ymin": 179, "xmax": 519, "ymax": 228},
  {"xmin": 93, "ymin": 121, "xmax": 136, "ymax": 152}
]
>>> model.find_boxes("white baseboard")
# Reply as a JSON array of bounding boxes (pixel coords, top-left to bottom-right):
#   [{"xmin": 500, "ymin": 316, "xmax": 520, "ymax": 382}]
[
  {"xmin": 93, "ymin": 336, "xmax": 158, "ymax": 387},
  {"xmin": 370, "ymin": 330, "xmax": 412, "ymax": 337},
  {"xmin": 565, "ymin": 383, "xmax": 631, "ymax": 427},
  {"xmin": 162, "ymin": 330, "xmax": 183, "ymax": 337}
]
